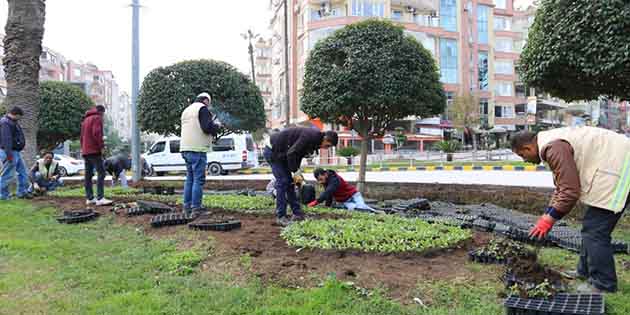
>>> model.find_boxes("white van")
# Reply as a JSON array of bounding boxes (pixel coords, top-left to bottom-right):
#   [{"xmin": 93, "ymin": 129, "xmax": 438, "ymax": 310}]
[{"xmin": 143, "ymin": 134, "xmax": 258, "ymax": 176}]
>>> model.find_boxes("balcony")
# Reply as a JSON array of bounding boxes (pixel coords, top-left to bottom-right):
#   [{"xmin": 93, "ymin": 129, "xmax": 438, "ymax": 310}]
[{"xmin": 391, "ymin": 0, "xmax": 436, "ymax": 11}]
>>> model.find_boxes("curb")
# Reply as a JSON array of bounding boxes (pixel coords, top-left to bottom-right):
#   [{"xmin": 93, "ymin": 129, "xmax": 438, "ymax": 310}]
[{"xmin": 236, "ymin": 165, "xmax": 548, "ymax": 174}]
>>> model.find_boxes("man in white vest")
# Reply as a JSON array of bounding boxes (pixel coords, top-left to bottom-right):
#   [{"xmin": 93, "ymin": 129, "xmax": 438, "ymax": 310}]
[
  {"xmin": 28, "ymin": 151, "xmax": 63, "ymax": 195},
  {"xmin": 511, "ymin": 126, "xmax": 629, "ymax": 293},
  {"xmin": 180, "ymin": 92, "xmax": 220, "ymax": 216}
]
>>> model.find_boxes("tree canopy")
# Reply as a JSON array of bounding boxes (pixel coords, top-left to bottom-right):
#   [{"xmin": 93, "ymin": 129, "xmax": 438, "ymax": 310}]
[
  {"xmin": 301, "ymin": 19, "xmax": 445, "ymax": 135},
  {"xmin": 38, "ymin": 81, "xmax": 94, "ymax": 150},
  {"xmin": 301, "ymin": 19, "xmax": 445, "ymax": 191},
  {"xmin": 138, "ymin": 59, "xmax": 266, "ymax": 137},
  {"xmin": 519, "ymin": 0, "xmax": 630, "ymax": 101}
]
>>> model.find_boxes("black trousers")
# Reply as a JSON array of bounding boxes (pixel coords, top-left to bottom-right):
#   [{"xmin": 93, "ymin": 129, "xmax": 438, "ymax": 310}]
[
  {"xmin": 83, "ymin": 154, "xmax": 106, "ymax": 200},
  {"xmin": 577, "ymin": 203, "xmax": 626, "ymax": 292}
]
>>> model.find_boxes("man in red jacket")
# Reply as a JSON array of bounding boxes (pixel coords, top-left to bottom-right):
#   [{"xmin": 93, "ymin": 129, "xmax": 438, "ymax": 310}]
[
  {"xmin": 80, "ymin": 105, "xmax": 111, "ymax": 206},
  {"xmin": 308, "ymin": 168, "xmax": 380, "ymax": 213}
]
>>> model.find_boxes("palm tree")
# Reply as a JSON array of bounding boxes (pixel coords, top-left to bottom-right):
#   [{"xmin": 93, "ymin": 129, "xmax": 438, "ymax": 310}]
[{"xmin": 3, "ymin": 0, "xmax": 46, "ymax": 166}]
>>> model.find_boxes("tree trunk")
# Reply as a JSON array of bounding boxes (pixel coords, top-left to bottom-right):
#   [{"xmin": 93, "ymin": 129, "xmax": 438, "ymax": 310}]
[
  {"xmin": 357, "ymin": 126, "xmax": 369, "ymax": 194},
  {"xmin": 471, "ymin": 129, "xmax": 477, "ymax": 161},
  {"xmin": 3, "ymin": 0, "xmax": 46, "ymax": 166}
]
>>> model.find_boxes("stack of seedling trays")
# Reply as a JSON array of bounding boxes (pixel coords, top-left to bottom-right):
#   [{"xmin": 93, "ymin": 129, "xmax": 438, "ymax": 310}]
[
  {"xmin": 150, "ymin": 213, "xmax": 196, "ymax": 228},
  {"xmin": 127, "ymin": 200, "xmax": 174, "ymax": 216},
  {"xmin": 56, "ymin": 209, "xmax": 99, "ymax": 224},
  {"xmin": 189, "ymin": 216, "xmax": 241, "ymax": 232},
  {"xmin": 504, "ymin": 293, "xmax": 604, "ymax": 315}
]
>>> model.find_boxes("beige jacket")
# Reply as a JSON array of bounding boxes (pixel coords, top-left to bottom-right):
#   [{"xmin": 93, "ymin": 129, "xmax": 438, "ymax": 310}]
[{"xmin": 538, "ymin": 126, "xmax": 630, "ymax": 213}]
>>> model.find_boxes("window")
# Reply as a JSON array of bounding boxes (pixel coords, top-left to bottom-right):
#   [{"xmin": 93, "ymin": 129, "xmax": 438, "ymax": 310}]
[
  {"xmin": 405, "ymin": 31, "xmax": 436, "ymax": 56},
  {"xmin": 480, "ymin": 99, "xmax": 489, "ymax": 115},
  {"xmin": 170, "ymin": 140, "xmax": 180, "ymax": 154},
  {"xmin": 478, "ymin": 51, "xmax": 488, "ymax": 90},
  {"xmin": 495, "ymin": 81, "xmax": 513, "ymax": 96},
  {"xmin": 440, "ymin": 39, "xmax": 458, "ymax": 83},
  {"xmin": 495, "ymin": 60, "xmax": 513, "ymax": 74},
  {"xmin": 391, "ymin": 10, "xmax": 402, "ymax": 21},
  {"xmin": 477, "ymin": 5, "xmax": 489, "ymax": 44},
  {"xmin": 494, "ymin": 105, "xmax": 514, "ymax": 118},
  {"xmin": 150, "ymin": 141, "xmax": 166, "ymax": 154},
  {"xmin": 351, "ymin": 0, "xmax": 385, "ymax": 17},
  {"xmin": 73, "ymin": 68, "xmax": 81, "ymax": 77},
  {"xmin": 515, "ymin": 83, "xmax": 527, "ymax": 98},
  {"xmin": 308, "ymin": 27, "xmax": 341, "ymax": 50},
  {"xmin": 496, "ymin": 38, "xmax": 513, "ymax": 52},
  {"xmin": 440, "ymin": 0, "xmax": 457, "ymax": 31},
  {"xmin": 213, "ymin": 138, "xmax": 235, "ymax": 152},
  {"xmin": 515, "ymin": 104, "xmax": 527, "ymax": 115},
  {"xmin": 494, "ymin": 16, "xmax": 512, "ymax": 31},
  {"xmin": 494, "ymin": 0, "xmax": 506, "ymax": 9}
]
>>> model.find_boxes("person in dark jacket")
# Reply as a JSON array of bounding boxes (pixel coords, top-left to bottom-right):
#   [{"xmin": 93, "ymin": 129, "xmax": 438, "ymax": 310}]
[
  {"xmin": 308, "ymin": 168, "xmax": 378, "ymax": 213},
  {"xmin": 263, "ymin": 127, "xmax": 338, "ymax": 226},
  {"xmin": 80, "ymin": 105, "xmax": 111, "ymax": 206},
  {"xmin": 0, "ymin": 106, "xmax": 30, "ymax": 200},
  {"xmin": 28, "ymin": 151, "xmax": 63, "ymax": 195},
  {"xmin": 104, "ymin": 154, "xmax": 130, "ymax": 188}
]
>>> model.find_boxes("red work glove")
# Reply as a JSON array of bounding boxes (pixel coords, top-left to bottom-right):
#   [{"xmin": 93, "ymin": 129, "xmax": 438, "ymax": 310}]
[
  {"xmin": 6, "ymin": 154, "xmax": 13, "ymax": 162},
  {"xmin": 529, "ymin": 215, "xmax": 555, "ymax": 240},
  {"xmin": 307, "ymin": 200, "xmax": 318, "ymax": 207}
]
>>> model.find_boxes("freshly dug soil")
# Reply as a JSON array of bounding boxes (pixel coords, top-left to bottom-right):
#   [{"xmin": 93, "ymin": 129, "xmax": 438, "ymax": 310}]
[{"xmin": 40, "ymin": 196, "xmax": 497, "ymax": 302}]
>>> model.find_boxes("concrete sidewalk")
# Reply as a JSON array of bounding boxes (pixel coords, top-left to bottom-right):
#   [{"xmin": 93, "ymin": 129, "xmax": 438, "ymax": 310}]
[{"xmin": 64, "ymin": 170, "xmax": 554, "ymax": 188}]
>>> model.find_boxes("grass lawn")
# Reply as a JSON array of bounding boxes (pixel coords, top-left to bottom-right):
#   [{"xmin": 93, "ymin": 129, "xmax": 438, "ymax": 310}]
[{"xmin": 1, "ymin": 199, "xmax": 628, "ymax": 314}]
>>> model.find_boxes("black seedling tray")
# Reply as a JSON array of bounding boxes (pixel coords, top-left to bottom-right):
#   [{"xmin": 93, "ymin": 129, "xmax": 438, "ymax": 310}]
[
  {"xmin": 505, "ymin": 227, "xmax": 553, "ymax": 246},
  {"xmin": 504, "ymin": 293, "xmax": 604, "ymax": 315},
  {"xmin": 142, "ymin": 186, "xmax": 176, "ymax": 195},
  {"xmin": 136, "ymin": 200, "xmax": 174, "ymax": 214},
  {"xmin": 472, "ymin": 219, "xmax": 496, "ymax": 232},
  {"xmin": 150, "ymin": 213, "xmax": 195, "ymax": 228},
  {"xmin": 189, "ymin": 219, "xmax": 241, "ymax": 231},
  {"xmin": 57, "ymin": 209, "xmax": 99, "ymax": 224},
  {"xmin": 468, "ymin": 249, "xmax": 506, "ymax": 264}
]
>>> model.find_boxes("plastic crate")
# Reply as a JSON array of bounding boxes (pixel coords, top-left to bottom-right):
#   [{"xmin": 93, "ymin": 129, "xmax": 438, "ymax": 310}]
[{"xmin": 504, "ymin": 293, "xmax": 604, "ymax": 315}]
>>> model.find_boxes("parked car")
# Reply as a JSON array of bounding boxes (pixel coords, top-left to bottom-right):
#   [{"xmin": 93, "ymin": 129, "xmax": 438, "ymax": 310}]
[
  {"xmin": 54, "ymin": 154, "xmax": 85, "ymax": 176},
  {"xmin": 143, "ymin": 133, "xmax": 258, "ymax": 176}
]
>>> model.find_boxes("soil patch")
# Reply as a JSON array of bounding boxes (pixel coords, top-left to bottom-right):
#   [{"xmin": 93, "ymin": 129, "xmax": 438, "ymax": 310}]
[{"xmin": 39, "ymin": 197, "xmax": 497, "ymax": 302}]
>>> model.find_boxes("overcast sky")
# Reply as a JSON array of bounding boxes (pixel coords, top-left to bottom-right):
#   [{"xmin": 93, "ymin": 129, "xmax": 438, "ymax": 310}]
[
  {"xmin": 0, "ymin": 0, "xmax": 272, "ymax": 94},
  {"xmin": 0, "ymin": 0, "xmax": 534, "ymax": 95}
]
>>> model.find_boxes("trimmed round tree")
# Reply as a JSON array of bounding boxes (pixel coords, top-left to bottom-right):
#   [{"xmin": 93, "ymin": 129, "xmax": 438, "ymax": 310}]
[
  {"xmin": 38, "ymin": 81, "xmax": 94, "ymax": 150},
  {"xmin": 519, "ymin": 0, "xmax": 630, "ymax": 101},
  {"xmin": 137, "ymin": 59, "xmax": 265, "ymax": 137},
  {"xmin": 301, "ymin": 19, "xmax": 445, "ymax": 192}
]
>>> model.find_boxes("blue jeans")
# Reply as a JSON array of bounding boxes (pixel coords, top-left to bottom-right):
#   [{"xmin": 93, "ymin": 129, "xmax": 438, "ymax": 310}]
[
  {"xmin": 111, "ymin": 170, "xmax": 128, "ymax": 188},
  {"xmin": 343, "ymin": 192, "xmax": 374, "ymax": 212},
  {"xmin": 182, "ymin": 151, "xmax": 207, "ymax": 209},
  {"xmin": 264, "ymin": 147, "xmax": 302, "ymax": 218},
  {"xmin": 0, "ymin": 149, "xmax": 29, "ymax": 199},
  {"xmin": 30, "ymin": 172, "xmax": 63, "ymax": 192}
]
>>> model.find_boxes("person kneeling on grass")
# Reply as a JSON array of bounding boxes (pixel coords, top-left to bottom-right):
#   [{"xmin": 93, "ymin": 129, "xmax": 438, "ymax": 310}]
[
  {"xmin": 28, "ymin": 151, "xmax": 63, "ymax": 195},
  {"xmin": 104, "ymin": 153, "xmax": 130, "ymax": 188},
  {"xmin": 307, "ymin": 168, "xmax": 379, "ymax": 213}
]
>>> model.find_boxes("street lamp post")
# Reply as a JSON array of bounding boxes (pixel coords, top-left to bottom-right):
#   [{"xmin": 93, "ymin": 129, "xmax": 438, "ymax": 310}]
[
  {"xmin": 241, "ymin": 29, "xmax": 259, "ymax": 84},
  {"xmin": 130, "ymin": 0, "xmax": 142, "ymax": 182}
]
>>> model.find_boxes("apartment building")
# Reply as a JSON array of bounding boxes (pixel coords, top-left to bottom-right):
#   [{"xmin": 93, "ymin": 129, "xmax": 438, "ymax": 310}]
[
  {"xmin": 254, "ymin": 38, "xmax": 273, "ymax": 129},
  {"xmin": 267, "ymin": 0, "xmax": 535, "ymax": 151}
]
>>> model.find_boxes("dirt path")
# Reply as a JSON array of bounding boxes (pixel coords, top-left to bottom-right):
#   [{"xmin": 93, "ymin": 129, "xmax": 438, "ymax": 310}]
[{"xmin": 41, "ymin": 197, "xmax": 496, "ymax": 302}]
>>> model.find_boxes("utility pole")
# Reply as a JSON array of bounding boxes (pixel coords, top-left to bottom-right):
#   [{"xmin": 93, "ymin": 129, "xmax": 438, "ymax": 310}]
[
  {"xmin": 131, "ymin": 0, "xmax": 142, "ymax": 182},
  {"xmin": 241, "ymin": 29, "xmax": 259, "ymax": 83},
  {"xmin": 283, "ymin": 0, "xmax": 291, "ymax": 127}
]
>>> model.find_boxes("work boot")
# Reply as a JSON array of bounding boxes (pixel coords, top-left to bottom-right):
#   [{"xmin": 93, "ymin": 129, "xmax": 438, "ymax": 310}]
[
  {"xmin": 190, "ymin": 207, "xmax": 210, "ymax": 218},
  {"xmin": 275, "ymin": 216, "xmax": 291, "ymax": 227},
  {"xmin": 17, "ymin": 193, "xmax": 33, "ymax": 200},
  {"xmin": 292, "ymin": 214, "xmax": 306, "ymax": 222},
  {"xmin": 576, "ymin": 282, "xmax": 604, "ymax": 294}
]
